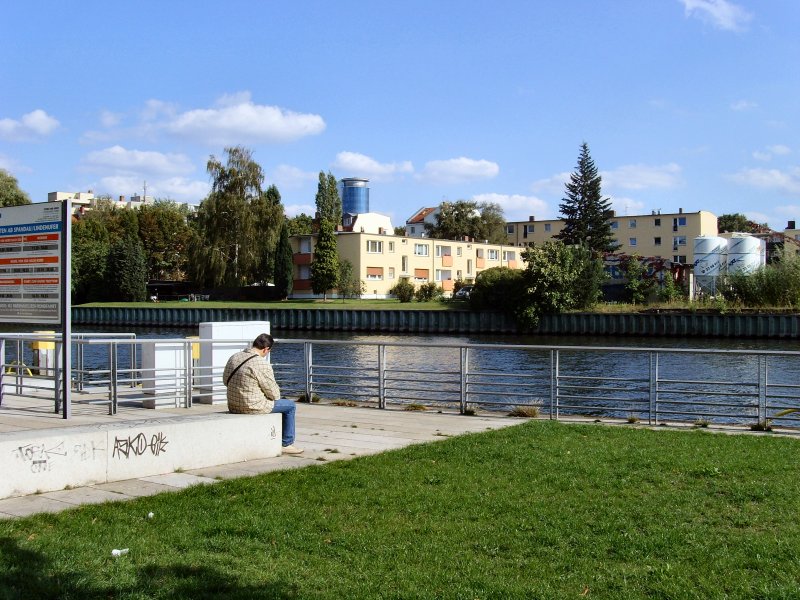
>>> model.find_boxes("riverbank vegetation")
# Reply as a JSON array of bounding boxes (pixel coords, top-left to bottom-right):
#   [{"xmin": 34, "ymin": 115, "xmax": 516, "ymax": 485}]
[{"xmin": 1, "ymin": 420, "xmax": 799, "ymax": 598}]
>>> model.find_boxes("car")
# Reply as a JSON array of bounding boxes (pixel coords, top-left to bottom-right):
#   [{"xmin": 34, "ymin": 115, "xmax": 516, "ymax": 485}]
[{"xmin": 453, "ymin": 285, "xmax": 473, "ymax": 300}]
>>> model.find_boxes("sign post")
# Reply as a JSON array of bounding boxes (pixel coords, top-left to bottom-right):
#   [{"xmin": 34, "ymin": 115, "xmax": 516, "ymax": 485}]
[{"xmin": 0, "ymin": 201, "xmax": 71, "ymax": 417}]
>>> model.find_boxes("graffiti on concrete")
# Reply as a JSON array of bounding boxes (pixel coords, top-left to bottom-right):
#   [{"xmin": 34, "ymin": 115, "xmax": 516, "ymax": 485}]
[
  {"xmin": 11, "ymin": 439, "xmax": 106, "ymax": 473},
  {"xmin": 112, "ymin": 431, "xmax": 169, "ymax": 459}
]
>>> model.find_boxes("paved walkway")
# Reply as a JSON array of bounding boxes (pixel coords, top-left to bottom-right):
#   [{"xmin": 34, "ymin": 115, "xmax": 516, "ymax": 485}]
[{"xmin": 0, "ymin": 394, "xmax": 525, "ymax": 519}]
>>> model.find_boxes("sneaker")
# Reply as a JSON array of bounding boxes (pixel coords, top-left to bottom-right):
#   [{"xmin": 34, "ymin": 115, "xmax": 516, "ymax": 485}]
[{"xmin": 282, "ymin": 445, "xmax": 304, "ymax": 455}]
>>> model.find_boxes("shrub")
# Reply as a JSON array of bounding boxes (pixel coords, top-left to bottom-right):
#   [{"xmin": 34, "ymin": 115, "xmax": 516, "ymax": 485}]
[
  {"xmin": 469, "ymin": 267, "xmax": 524, "ymax": 312},
  {"xmin": 415, "ymin": 281, "xmax": 443, "ymax": 302},
  {"xmin": 390, "ymin": 279, "xmax": 415, "ymax": 303}
]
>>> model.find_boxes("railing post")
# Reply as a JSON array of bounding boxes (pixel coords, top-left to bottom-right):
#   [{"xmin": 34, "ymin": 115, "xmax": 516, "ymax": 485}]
[
  {"xmin": 758, "ymin": 355, "xmax": 767, "ymax": 424},
  {"xmin": 15, "ymin": 339, "xmax": 22, "ymax": 395},
  {"xmin": 54, "ymin": 341, "xmax": 62, "ymax": 414},
  {"xmin": 130, "ymin": 336, "xmax": 137, "ymax": 388},
  {"xmin": 76, "ymin": 336, "xmax": 84, "ymax": 391},
  {"xmin": 378, "ymin": 344, "xmax": 386, "ymax": 409},
  {"xmin": 184, "ymin": 340, "xmax": 193, "ymax": 409},
  {"xmin": 460, "ymin": 346, "xmax": 469, "ymax": 414},
  {"xmin": 648, "ymin": 352, "xmax": 658, "ymax": 426},
  {"xmin": 0, "ymin": 338, "xmax": 4, "ymax": 406},
  {"xmin": 550, "ymin": 349, "xmax": 558, "ymax": 420},
  {"xmin": 304, "ymin": 342, "xmax": 313, "ymax": 402},
  {"xmin": 109, "ymin": 343, "xmax": 118, "ymax": 415}
]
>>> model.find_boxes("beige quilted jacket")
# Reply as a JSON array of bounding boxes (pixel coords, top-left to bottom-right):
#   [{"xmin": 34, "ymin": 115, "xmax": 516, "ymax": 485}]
[{"xmin": 223, "ymin": 349, "xmax": 281, "ymax": 414}]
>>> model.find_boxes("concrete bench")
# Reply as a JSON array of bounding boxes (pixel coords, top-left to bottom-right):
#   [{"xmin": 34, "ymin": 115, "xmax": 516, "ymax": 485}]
[{"xmin": 1, "ymin": 413, "xmax": 281, "ymax": 499}]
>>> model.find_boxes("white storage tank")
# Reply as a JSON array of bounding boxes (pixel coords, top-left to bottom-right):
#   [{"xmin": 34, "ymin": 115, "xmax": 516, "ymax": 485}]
[
  {"xmin": 693, "ymin": 236, "xmax": 727, "ymax": 294},
  {"xmin": 726, "ymin": 235, "xmax": 764, "ymax": 275}
]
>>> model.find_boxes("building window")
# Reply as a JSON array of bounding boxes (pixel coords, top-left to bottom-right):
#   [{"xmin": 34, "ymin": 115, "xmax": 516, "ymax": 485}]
[
  {"xmin": 673, "ymin": 217, "xmax": 687, "ymax": 227},
  {"xmin": 476, "ymin": 248, "xmax": 484, "ymax": 259},
  {"xmin": 435, "ymin": 269, "xmax": 452, "ymax": 281},
  {"xmin": 503, "ymin": 251, "xmax": 516, "ymax": 261},
  {"xmin": 436, "ymin": 245, "xmax": 451, "ymax": 257},
  {"xmin": 654, "ymin": 237, "xmax": 662, "ymax": 246},
  {"xmin": 654, "ymin": 218, "xmax": 661, "ymax": 227},
  {"xmin": 456, "ymin": 247, "xmax": 462, "ymax": 257},
  {"xmin": 401, "ymin": 256, "xmax": 408, "ymax": 272},
  {"xmin": 673, "ymin": 236, "xmax": 687, "ymax": 247},
  {"xmin": 456, "ymin": 269, "xmax": 462, "ymax": 280},
  {"xmin": 410, "ymin": 226, "xmax": 416, "ymax": 234},
  {"xmin": 298, "ymin": 265, "xmax": 310, "ymax": 279},
  {"xmin": 414, "ymin": 243, "xmax": 429, "ymax": 256},
  {"xmin": 629, "ymin": 219, "xmax": 637, "ymax": 228},
  {"xmin": 467, "ymin": 259, "xmax": 473, "ymax": 274},
  {"xmin": 506, "ymin": 225, "xmax": 514, "ymax": 234},
  {"xmin": 388, "ymin": 267, "xmax": 395, "ymax": 279},
  {"xmin": 526, "ymin": 225, "xmax": 535, "ymax": 233},
  {"xmin": 544, "ymin": 223, "xmax": 552, "ymax": 232},
  {"xmin": 673, "ymin": 255, "xmax": 687, "ymax": 264},
  {"xmin": 366, "ymin": 267, "xmax": 383, "ymax": 280},
  {"xmin": 366, "ymin": 240, "xmax": 383, "ymax": 253},
  {"xmin": 388, "ymin": 241, "xmax": 395, "ymax": 253},
  {"xmin": 299, "ymin": 237, "xmax": 312, "ymax": 253},
  {"xmin": 488, "ymin": 249, "xmax": 499, "ymax": 260},
  {"xmin": 414, "ymin": 268, "xmax": 429, "ymax": 282},
  {"xmin": 629, "ymin": 238, "xmax": 637, "ymax": 246},
  {"xmin": 610, "ymin": 221, "xmax": 619, "ymax": 229}
]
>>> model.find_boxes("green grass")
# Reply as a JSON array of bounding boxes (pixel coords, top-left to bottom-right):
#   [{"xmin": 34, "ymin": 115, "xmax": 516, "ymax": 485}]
[
  {"xmin": 2, "ymin": 421, "xmax": 800, "ymax": 599},
  {"xmin": 76, "ymin": 299, "xmax": 462, "ymax": 311}
]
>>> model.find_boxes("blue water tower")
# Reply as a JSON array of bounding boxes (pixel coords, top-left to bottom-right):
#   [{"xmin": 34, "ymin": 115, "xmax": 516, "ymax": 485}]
[{"xmin": 340, "ymin": 178, "xmax": 369, "ymax": 214}]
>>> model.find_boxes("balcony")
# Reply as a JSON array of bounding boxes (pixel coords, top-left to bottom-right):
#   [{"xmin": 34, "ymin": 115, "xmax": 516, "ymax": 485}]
[
  {"xmin": 440, "ymin": 255, "xmax": 453, "ymax": 267},
  {"xmin": 293, "ymin": 253, "xmax": 312, "ymax": 265}
]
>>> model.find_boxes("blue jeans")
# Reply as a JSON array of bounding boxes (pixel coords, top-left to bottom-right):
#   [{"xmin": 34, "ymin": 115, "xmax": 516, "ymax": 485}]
[{"xmin": 271, "ymin": 399, "xmax": 296, "ymax": 446}]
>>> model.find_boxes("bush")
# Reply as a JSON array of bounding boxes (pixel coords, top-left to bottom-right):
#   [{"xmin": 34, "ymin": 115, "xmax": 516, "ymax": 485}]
[
  {"xmin": 414, "ymin": 281, "xmax": 443, "ymax": 302},
  {"xmin": 390, "ymin": 279, "xmax": 415, "ymax": 303},
  {"xmin": 469, "ymin": 267, "xmax": 524, "ymax": 312}
]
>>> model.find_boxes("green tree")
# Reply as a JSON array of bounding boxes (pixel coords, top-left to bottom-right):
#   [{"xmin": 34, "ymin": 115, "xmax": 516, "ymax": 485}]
[
  {"xmin": 71, "ymin": 215, "xmax": 111, "ymax": 303},
  {"xmin": 469, "ymin": 267, "xmax": 525, "ymax": 313},
  {"xmin": 556, "ymin": 143, "xmax": 619, "ymax": 253},
  {"xmin": 287, "ymin": 213, "xmax": 313, "ymax": 236},
  {"xmin": 0, "ymin": 169, "xmax": 31, "ymax": 206},
  {"xmin": 424, "ymin": 200, "xmax": 508, "ymax": 244},
  {"xmin": 337, "ymin": 259, "xmax": 364, "ymax": 300},
  {"xmin": 315, "ymin": 171, "xmax": 341, "ymax": 225},
  {"xmin": 107, "ymin": 233, "xmax": 148, "ymax": 301},
  {"xmin": 311, "ymin": 219, "xmax": 339, "ymax": 299},
  {"xmin": 137, "ymin": 200, "xmax": 192, "ymax": 280},
  {"xmin": 251, "ymin": 184, "xmax": 285, "ymax": 284},
  {"xmin": 190, "ymin": 146, "xmax": 280, "ymax": 287},
  {"xmin": 622, "ymin": 254, "xmax": 655, "ymax": 304},
  {"xmin": 393, "ymin": 226, "xmax": 406, "ymax": 236},
  {"xmin": 517, "ymin": 241, "xmax": 604, "ymax": 327},
  {"xmin": 717, "ymin": 213, "xmax": 766, "ymax": 234},
  {"xmin": 273, "ymin": 221, "xmax": 294, "ymax": 299},
  {"xmin": 414, "ymin": 282, "xmax": 443, "ymax": 302}
]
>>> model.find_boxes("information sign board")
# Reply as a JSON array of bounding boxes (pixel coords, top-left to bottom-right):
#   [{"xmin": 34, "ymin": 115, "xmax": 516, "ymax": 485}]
[{"xmin": 0, "ymin": 202, "xmax": 64, "ymax": 324}]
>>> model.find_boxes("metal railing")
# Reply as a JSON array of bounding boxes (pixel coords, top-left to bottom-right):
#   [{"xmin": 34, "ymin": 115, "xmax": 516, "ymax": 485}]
[{"xmin": 2, "ymin": 333, "xmax": 800, "ymax": 432}]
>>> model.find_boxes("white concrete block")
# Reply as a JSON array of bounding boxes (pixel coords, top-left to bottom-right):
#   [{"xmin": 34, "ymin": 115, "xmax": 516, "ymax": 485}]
[
  {"xmin": 196, "ymin": 321, "xmax": 270, "ymax": 404},
  {"xmin": 141, "ymin": 341, "xmax": 188, "ymax": 408}
]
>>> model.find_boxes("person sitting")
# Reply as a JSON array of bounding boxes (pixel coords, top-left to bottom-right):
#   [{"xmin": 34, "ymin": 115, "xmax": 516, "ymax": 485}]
[{"xmin": 223, "ymin": 333, "xmax": 303, "ymax": 455}]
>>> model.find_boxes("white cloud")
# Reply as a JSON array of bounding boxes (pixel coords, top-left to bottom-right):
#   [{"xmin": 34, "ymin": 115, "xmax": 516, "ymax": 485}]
[
  {"xmin": 602, "ymin": 163, "xmax": 682, "ymax": 191},
  {"xmin": 730, "ymin": 99, "xmax": 757, "ymax": 111},
  {"xmin": 769, "ymin": 145, "xmax": 791, "ymax": 156},
  {"xmin": 472, "ymin": 193, "xmax": 550, "ymax": 222},
  {"xmin": 530, "ymin": 172, "xmax": 571, "ymax": 196},
  {"xmin": 96, "ymin": 175, "xmax": 209, "ymax": 203},
  {"xmin": 83, "ymin": 146, "xmax": 194, "ymax": 176},
  {"xmin": 0, "ymin": 154, "xmax": 29, "ymax": 173},
  {"xmin": 164, "ymin": 94, "xmax": 326, "ymax": 144},
  {"xmin": 332, "ymin": 151, "xmax": 413, "ymax": 181},
  {"xmin": 679, "ymin": 0, "xmax": 752, "ymax": 32},
  {"xmin": 608, "ymin": 196, "xmax": 647, "ymax": 216},
  {"xmin": 270, "ymin": 164, "xmax": 318, "ymax": 189},
  {"xmin": 729, "ymin": 167, "xmax": 800, "ymax": 195},
  {"xmin": 0, "ymin": 109, "xmax": 60, "ymax": 140},
  {"xmin": 100, "ymin": 110, "xmax": 122, "ymax": 128},
  {"xmin": 284, "ymin": 203, "xmax": 316, "ymax": 218},
  {"xmin": 752, "ymin": 145, "xmax": 791, "ymax": 162},
  {"xmin": 417, "ymin": 157, "xmax": 499, "ymax": 184},
  {"xmin": 752, "ymin": 151, "xmax": 771, "ymax": 162}
]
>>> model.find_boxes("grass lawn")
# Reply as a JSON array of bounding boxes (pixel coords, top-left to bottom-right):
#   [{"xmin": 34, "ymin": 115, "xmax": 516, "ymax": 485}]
[
  {"xmin": 1, "ymin": 421, "xmax": 799, "ymax": 599},
  {"xmin": 76, "ymin": 299, "xmax": 462, "ymax": 311}
]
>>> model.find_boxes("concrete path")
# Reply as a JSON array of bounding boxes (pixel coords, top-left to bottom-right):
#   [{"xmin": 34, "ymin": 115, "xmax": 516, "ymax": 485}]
[{"xmin": 0, "ymin": 399, "xmax": 525, "ymax": 519}]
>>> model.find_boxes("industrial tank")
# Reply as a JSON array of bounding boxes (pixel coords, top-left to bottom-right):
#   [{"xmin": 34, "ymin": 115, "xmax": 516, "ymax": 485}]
[
  {"xmin": 726, "ymin": 234, "xmax": 764, "ymax": 276},
  {"xmin": 693, "ymin": 236, "xmax": 727, "ymax": 294}
]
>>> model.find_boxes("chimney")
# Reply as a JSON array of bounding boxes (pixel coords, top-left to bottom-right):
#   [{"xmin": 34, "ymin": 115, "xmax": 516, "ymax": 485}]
[
  {"xmin": 119, "ymin": 195, "xmax": 125, "ymax": 203},
  {"xmin": 789, "ymin": 220, "xmax": 796, "ymax": 230},
  {"xmin": 679, "ymin": 208, "xmax": 683, "ymax": 214},
  {"xmin": 528, "ymin": 216, "xmax": 535, "ymax": 222}
]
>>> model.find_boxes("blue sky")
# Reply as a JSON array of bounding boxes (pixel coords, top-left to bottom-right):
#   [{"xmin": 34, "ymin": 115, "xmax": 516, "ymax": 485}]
[{"xmin": 1, "ymin": 1, "xmax": 798, "ymax": 230}]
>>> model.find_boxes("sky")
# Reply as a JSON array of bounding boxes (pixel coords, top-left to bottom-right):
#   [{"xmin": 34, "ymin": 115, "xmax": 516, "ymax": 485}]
[{"xmin": 1, "ymin": 1, "xmax": 799, "ymax": 230}]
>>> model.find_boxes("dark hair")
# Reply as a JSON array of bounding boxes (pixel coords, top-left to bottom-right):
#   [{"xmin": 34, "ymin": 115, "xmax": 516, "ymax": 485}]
[{"xmin": 252, "ymin": 333, "xmax": 274, "ymax": 350}]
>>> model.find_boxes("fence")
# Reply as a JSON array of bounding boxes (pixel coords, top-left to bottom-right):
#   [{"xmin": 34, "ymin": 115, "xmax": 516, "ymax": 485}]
[{"xmin": 2, "ymin": 333, "xmax": 800, "ymax": 432}]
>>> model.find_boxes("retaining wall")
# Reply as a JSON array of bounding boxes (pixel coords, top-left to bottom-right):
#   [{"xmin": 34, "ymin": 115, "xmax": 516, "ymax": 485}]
[{"xmin": 71, "ymin": 307, "xmax": 800, "ymax": 338}]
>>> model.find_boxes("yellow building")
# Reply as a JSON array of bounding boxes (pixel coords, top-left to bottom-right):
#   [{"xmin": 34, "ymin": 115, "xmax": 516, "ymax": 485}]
[
  {"xmin": 505, "ymin": 210, "xmax": 718, "ymax": 264},
  {"xmin": 290, "ymin": 232, "xmax": 520, "ymax": 299}
]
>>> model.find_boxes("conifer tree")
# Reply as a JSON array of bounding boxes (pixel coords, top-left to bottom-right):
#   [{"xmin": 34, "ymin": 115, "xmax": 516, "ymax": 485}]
[
  {"xmin": 311, "ymin": 219, "xmax": 339, "ymax": 299},
  {"xmin": 315, "ymin": 171, "xmax": 342, "ymax": 225},
  {"xmin": 274, "ymin": 221, "xmax": 294, "ymax": 299},
  {"xmin": 556, "ymin": 143, "xmax": 619, "ymax": 253}
]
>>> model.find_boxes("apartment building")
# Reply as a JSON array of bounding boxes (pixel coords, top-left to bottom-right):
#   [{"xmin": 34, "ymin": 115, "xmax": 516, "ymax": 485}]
[
  {"xmin": 290, "ymin": 232, "xmax": 520, "ymax": 299},
  {"xmin": 505, "ymin": 210, "xmax": 718, "ymax": 265}
]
